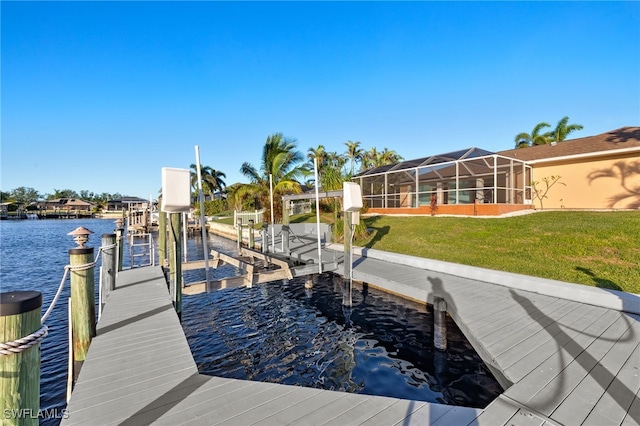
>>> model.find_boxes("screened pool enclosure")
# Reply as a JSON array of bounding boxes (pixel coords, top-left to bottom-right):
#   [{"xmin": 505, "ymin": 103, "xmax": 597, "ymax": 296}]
[{"xmin": 353, "ymin": 148, "xmax": 532, "ymax": 209}]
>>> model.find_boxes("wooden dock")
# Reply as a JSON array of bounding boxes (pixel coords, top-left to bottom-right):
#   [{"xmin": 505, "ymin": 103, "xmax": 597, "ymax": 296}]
[
  {"xmin": 63, "ymin": 235, "xmax": 640, "ymax": 425},
  {"xmin": 62, "ymin": 266, "xmax": 481, "ymax": 425}
]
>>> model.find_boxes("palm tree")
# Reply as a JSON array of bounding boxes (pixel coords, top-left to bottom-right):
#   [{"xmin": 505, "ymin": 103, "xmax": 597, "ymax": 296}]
[
  {"xmin": 344, "ymin": 140, "xmax": 363, "ymax": 177},
  {"xmin": 515, "ymin": 122, "xmax": 551, "ymax": 148},
  {"xmin": 548, "ymin": 116, "xmax": 583, "ymax": 142},
  {"xmin": 307, "ymin": 145, "xmax": 328, "ymax": 173},
  {"xmin": 240, "ymin": 133, "xmax": 310, "ymax": 221},
  {"xmin": 190, "ymin": 164, "xmax": 226, "ymax": 200},
  {"xmin": 379, "ymin": 148, "xmax": 403, "ymax": 165},
  {"xmin": 361, "ymin": 147, "xmax": 379, "ymax": 171}
]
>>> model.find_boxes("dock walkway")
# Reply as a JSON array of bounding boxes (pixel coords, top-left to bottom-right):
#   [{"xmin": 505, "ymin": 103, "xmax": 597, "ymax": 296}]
[
  {"xmin": 63, "ymin": 236, "xmax": 640, "ymax": 425},
  {"xmin": 62, "ymin": 266, "xmax": 480, "ymax": 425}
]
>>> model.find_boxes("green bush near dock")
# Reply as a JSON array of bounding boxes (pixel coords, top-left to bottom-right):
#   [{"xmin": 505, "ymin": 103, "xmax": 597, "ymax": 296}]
[{"xmin": 285, "ymin": 211, "xmax": 640, "ymax": 294}]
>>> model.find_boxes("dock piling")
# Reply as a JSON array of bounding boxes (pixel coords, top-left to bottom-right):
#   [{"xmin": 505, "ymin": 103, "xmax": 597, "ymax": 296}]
[
  {"xmin": 158, "ymin": 208, "xmax": 167, "ymax": 267},
  {"xmin": 433, "ymin": 297, "xmax": 447, "ymax": 350},
  {"xmin": 114, "ymin": 218, "xmax": 124, "ymax": 272},
  {"xmin": 100, "ymin": 234, "xmax": 117, "ymax": 303},
  {"xmin": 169, "ymin": 213, "xmax": 183, "ymax": 316},
  {"xmin": 282, "ymin": 199, "xmax": 290, "ymax": 255},
  {"xmin": 261, "ymin": 223, "xmax": 268, "ymax": 253},
  {"xmin": 0, "ymin": 291, "xmax": 43, "ymax": 426},
  {"xmin": 69, "ymin": 246, "xmax": 96, "ymax": 379},
  {"xmin": 342, "ymin": 211, "xmax": 353, "ymax": 307},
  {"xmin": 236, "ymin": 218, "xmax": 243, "ymax": 249},
  {"xmin": 248, "ymin": 220, "xmax": 255, "ymax": 249}
]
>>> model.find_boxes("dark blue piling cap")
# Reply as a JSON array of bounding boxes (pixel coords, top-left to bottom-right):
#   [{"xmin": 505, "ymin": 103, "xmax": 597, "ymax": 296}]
[{"xmin": 0, "ymin": 291, "xmax": 42, "ymax": 316}]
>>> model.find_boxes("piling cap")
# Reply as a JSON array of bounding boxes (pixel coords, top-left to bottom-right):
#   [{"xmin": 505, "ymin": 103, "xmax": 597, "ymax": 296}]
[
  {"xmin": 68, "ymin": 226, "xmax": 94, "ymax": 247},
  {"xmin": 0, "ymin": 291, "xmax": 42, "ymax": 316}
]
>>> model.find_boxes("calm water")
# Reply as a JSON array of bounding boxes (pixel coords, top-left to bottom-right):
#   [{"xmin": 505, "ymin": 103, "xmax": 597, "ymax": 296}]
[
  {"xmin": 1, "ymin": 219, "xmax": 502, "ymax": 424},
  {"xmin": 182, "ymin": 275, "xmax": 502, "ymax": 408}
]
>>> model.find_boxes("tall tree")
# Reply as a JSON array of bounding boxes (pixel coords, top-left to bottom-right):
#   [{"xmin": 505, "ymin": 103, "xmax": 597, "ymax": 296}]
[
  {"xmin": 307, "ymin": 145, "xmax": 328, "ymax": 173},
  {"xmin": 548, "ymin": 116, "xmax": 583, "ymax": 142},
  {"xmin": 190, "ymin": 164, "xmax": 226, "ymax": 200},
  {"xmin": 48, "ymin": 189, "xmax": 79, "ymax": 200},
  {"xmin": 361, "ymin": 147, "xmax": 403, "ymax": 169},
  {"xmin": 344, "ymin": 140, "xmax": 363, "ymax": 177},
  {"xmin": 515, "ymin": 122, "xmax": 551, "ymax": 148},
  {"xmin": 361, "ymin": 147, "xmax": 379, "ymax": 171},
  {"xmin": 379, "ymin": 148, "xmax": 403, "ymax": 165},
  {"xmin": 8, "ymin": 187, "xmax": 40, "ymax": 203},
  {"xmin": 240, "ymin": 133, "xmax": 310, "ymax": 221}
]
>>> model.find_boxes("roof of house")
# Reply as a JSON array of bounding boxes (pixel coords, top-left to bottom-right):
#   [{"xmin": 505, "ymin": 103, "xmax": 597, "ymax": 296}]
[
  {"xmin": 498, "ymin": 126, "xmax": 640, "ymax": 162},
  {"xmin": 108, "ymin": 197, "xmax": 149, "ymax": 203},
  {"xmin": 43, "ymin": 198, "xmax": 94, "ymax": 207},
  {"xmin": 356, "ymin": 147, "xmax": 497, "ymax": 177}
]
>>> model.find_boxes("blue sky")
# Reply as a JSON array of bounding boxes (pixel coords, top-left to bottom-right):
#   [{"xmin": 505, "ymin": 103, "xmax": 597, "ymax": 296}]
[{"xmin": 2, "ymin": 1, "xmax": 639, "ymax": 199}]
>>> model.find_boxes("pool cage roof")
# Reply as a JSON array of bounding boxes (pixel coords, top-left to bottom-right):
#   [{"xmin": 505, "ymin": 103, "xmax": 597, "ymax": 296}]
[{"xmin": 356, "ymin": 147, "xmax": 496, "ymax": 177}]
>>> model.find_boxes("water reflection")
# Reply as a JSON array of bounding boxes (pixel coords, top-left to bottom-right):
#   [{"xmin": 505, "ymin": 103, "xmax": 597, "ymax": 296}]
[{"xmin": 182, "ymin": 273, "xmax": 503, "ymax": 408}]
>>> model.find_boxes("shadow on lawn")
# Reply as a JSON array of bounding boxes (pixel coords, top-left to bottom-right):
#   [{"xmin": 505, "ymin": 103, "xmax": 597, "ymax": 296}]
[
  {"xmin": 364, "ymin": 225, "xmax": 390, "ymax": 248},
  {"xmin": 575, "ymin": 266, "xmax": 622, "ymax": 291}
]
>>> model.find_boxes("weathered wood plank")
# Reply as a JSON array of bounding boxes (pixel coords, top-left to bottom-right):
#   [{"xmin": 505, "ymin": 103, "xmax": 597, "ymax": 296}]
[
  {"xmin": 250, "ymin": 388, "xmax": 347, "ymax": 425},
  {"xmin": 551, "ymin": 317, "xmax": 640, "ymax": 425},
  {"xmin": 474, "ymin": 397, "xmax": 519, "ymax": 425},
  {"xmin": 498, "ymin": 304, "xmax": 608, "ymax": 379},
  {"xmin": 583, "ymin": 338, "xmax": 640, "ymax": 425},
  {"xmin": 323, "ymin": 396, "xmax": 404, "ymax": 425},
  {"xmin": 508, "ymin": 312, "xmax": 630, "ymax": 415}
]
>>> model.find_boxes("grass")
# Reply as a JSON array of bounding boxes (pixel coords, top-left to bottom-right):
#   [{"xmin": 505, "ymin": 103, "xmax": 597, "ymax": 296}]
[{"xmin": 287, "ymin": 210, "xmax": 640, "ymax": 294}]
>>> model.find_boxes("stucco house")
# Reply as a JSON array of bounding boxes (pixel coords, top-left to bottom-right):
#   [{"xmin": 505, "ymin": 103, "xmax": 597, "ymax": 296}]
[
  {"xmin": 499, "ymin": 126, "xmax": 640, "ymax": 210},
  {"xmin": 106, "ymin": 196, "xmax": 150, "ymax": 212},
  {"xmin": 40, "ymin": 198, "xmax": 95, "ymax": 212},
  {"xmin": 354, "ymin": 126, "xmax": 639, "ymax": 215}
]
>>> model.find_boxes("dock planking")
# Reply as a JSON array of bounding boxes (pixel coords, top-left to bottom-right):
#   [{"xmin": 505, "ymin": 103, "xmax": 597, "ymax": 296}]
[
  {"xmin": 63, "ymin": 234, "xmax": 640, "ymax": 425},
  {"xmin": 62, "ymin": 265, "xmax": 481, "ymax": 426}
]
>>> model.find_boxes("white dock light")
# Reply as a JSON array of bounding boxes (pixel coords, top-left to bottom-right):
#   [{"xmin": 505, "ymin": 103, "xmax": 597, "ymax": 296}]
[
  {"xmin": 343, "ymin": 182, "xmax": 363, "ymax": 224},
  {"xmin": 161, "ymin": 167, "xmax": 191, "ymax": 213},
  {"xmin": 343, "ymin": 182, "xmax": 363, "ymax": 212}
]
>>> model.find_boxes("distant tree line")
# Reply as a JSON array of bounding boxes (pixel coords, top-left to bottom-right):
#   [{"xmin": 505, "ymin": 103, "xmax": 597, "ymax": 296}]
[
  {"xmin": 0, "ymin": 187, "xmax": 124, "ymax": 209},
  {"xmin": 6, "ymin": 134, "xmax": 403, "ymax": 219}
]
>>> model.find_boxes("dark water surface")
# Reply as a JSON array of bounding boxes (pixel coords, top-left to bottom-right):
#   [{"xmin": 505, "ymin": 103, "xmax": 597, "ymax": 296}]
[
  {"xmin": 1, "ymin": 219, "xmax": 502, "ymax": 425},
  {"xmin": 182, "ymin": 274, "xmax": 503, "ymax": 408}
]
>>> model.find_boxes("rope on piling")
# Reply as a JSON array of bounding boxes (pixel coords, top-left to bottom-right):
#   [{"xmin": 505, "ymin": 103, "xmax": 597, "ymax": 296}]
[
  {"xmin": 0, "ymin": 325, "xmax": 49, "ymax": 356},
  {"xmin": 1, "ymin": 244, "xmax": 113, "ymax": 356},
  {"xmin": 40, "ymin": 260, "xmax": 96, "ymax": 324}
]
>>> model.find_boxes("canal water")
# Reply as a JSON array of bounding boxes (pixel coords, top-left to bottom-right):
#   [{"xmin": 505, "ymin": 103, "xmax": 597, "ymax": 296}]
[{"xmin": 1, "ymin": 218, "xmax": 502, "ymax": 425}]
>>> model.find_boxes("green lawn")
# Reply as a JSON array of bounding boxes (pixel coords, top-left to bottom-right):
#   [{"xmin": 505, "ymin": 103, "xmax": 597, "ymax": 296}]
[{"xmin": 213, "ymin": 210, "xmax": 640, "ymax": 293}]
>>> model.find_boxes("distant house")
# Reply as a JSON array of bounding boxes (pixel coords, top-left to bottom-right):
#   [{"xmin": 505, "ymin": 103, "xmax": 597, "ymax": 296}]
[
  {"xmin": 106, "ymin": 196, "xmax": 150, "ymax": 211},
  {"xmin": 499, "ymin": 127, "xmax": 640, "ymax": 209},
  {"xmin": 40, "ymin": 198, "xmax": 95, "ymax": 212}
]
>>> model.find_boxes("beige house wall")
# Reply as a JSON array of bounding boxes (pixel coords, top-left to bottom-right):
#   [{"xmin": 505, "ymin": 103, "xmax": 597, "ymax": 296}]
[{"xmin": 531, "ymin": 151, "xmax": 640, "ymax": 209}]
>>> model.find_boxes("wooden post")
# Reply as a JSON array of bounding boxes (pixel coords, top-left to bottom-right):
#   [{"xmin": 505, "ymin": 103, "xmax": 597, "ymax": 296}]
[
  {"xmin": 434, "ymin": 297, "xmax": 447, "ymax": 351},
  {"xmin": 305, "ymin": 275, "xmax": 314, "ymax": 289},
  {"xmin": 282, "ymin": 199, "xmax": 290, "ymax": 255},
  {"xmin": 169, "ymin": 213, "xmax": 183, "ymax": 316},
  {"xmin": 69, "ymin": 247, "xmax": 96, "ymax": 379},
  {"xmin": 0, "ymin": 291, "xmax": 42, "ymax": 426},
  {"xmin": 158, "ymin": 209, "xmax": 167, "ymax": 267},
  {"xmin": 114, "ymin": 219, "xmax": 125, "ymax": 272},
  {"xmin": 248, "ymin": 220, "xmax": 255, "ymax": 249},
  {"xmin": 100, "ymin": 234, "xmax": 117, "ymax": 313},
  {"xmin": 342, "ymin": 211, "xmax": 353, "ymax": 307},
  {"xmin": 261, "ymin": 224, "xmax": 268, "ymax": 253},
  {"xmin": 236, "ymin": 218, "xmax": 243, "ymax": 248}
]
